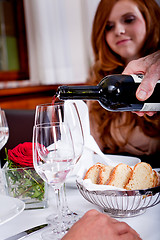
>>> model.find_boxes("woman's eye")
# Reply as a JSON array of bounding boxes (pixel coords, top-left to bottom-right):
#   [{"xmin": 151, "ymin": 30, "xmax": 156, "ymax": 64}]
[
  {"xmin": 124, "ymin": 16, "xmax": 135, "ymax": 24},
  {"xmin": 106, "ymin": 24, "xmax": 114, "ymax": 31}
]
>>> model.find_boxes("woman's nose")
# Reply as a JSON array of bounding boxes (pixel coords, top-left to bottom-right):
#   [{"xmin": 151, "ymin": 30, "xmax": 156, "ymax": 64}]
[{"xmin": 115, "ymin": 23, "xmax": 125, "ymax": 36}]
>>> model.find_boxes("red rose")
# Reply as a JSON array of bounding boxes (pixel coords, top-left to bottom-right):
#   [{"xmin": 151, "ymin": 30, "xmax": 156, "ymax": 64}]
[{"xmin": 8, "ymin": 142, "xmax": 33, "ymax": 167}]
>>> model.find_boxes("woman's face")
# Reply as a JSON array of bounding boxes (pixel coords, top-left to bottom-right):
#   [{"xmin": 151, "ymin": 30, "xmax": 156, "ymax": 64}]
[{"xmin": 105, "ymin": 0, "xmax": 147, "ymax": 64}]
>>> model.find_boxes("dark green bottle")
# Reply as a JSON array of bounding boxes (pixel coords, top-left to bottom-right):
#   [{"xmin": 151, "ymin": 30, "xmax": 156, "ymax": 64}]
[{"xmin": 57, "ymin": 74, "xmax": 160, "ymax": 112}]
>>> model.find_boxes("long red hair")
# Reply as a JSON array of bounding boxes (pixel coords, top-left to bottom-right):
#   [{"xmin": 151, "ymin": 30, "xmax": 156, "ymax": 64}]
[
  {"xmin": 88, "ymin": 0, "xmax": 160, "ymax": 154},
  {"xmin": 91, "ymin": 0, "xmax": 160, "ymax": 78}
]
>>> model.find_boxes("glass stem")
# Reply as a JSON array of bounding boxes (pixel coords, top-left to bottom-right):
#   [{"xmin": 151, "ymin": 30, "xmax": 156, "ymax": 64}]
[
  {"xmin": 61, "ymin": 183, "xmax": 71, "ymax": 215},
  {"xmin": 54, "ymin": 187, "xmax": 63, "ymax": 233}
]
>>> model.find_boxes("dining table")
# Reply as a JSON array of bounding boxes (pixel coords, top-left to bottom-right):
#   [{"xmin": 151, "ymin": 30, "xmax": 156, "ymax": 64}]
[
  {"xmin": 0, "ymin": 171, "xmax": 160, "ymax": 240},
  {"xmin": 0, "ymin": 142, "xmax": 160, "ymax": 240}
]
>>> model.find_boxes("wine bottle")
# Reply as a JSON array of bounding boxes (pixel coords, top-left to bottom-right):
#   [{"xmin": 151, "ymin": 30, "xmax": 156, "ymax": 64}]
[{"xmin": 56, "ymin": 74, "xmax": 160, "ymax": 112}]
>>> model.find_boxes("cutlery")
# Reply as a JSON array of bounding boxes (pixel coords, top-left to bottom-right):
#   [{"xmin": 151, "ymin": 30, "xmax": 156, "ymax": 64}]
[{"xmin": 5, "ymin": 223, "xmax": 48, "ymax": 240}]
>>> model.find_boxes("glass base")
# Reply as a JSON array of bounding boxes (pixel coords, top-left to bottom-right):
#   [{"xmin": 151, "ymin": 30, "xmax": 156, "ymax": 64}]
[
  {"xmin": 63, "ymin": 209, "xmax": 82, "ymax": 225},
  {"xmin": 41, "ymin": 226, "xmax": 66, "ymax": 240},
  {"xmin": 46, "ymin": 209, "xmax": 83, "ymax": 230}
]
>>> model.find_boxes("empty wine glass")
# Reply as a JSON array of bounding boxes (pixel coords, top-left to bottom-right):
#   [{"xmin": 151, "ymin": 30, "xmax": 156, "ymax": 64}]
[
  {"xmin": 35, "ymin": 101, "xmax": 84, "ymax": 164},
  {"xmin": 33, "ymin": 122, "xmax": 75, "ymax": 239},
  {"xmin": 0, "ymin": 109, "xmax": 9, "ymax": 151},
  {"xmin": 34, "ymin": 101, "xmax": 84, "ymax": 225}
]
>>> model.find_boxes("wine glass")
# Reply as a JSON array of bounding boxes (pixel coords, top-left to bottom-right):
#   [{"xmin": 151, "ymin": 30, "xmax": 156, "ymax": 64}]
[
  {"xmin": 34, "ymin": 101, "xmax": 84, "ymax": 224},
  {"xmin": 0, "ymin": 109, "xmax": 9, "ymax": 151},
  {"xmin": 33, "ymin": 122, "xmax": 75, "ymax": 239},
  {"xmin": 35, "ymin": 101, "xmax": 84, "ymax": 162}
]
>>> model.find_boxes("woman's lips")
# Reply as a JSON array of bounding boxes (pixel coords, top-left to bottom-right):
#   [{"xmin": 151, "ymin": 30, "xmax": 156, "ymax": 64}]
[{"xmin": 116, "ymin": 39, "xmax": 131, "ymax": 45}]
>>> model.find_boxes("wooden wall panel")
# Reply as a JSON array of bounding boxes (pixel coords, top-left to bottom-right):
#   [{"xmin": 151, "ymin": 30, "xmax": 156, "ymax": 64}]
[{"xmin": 0, "ymin": 85, "xmax": 56, "ymax": 109}]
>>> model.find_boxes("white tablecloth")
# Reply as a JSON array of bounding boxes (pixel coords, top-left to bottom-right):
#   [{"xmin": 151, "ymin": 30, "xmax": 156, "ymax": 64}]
[{"xmin": 0, "ymin": 178, "xmax": 160, "ymax": 240}]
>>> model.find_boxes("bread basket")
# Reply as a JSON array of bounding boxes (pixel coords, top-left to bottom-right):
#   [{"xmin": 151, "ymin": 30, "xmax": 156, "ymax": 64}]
[
  {"xmin": 76, "ymin": 147, "xmax": 160, "ymax": 217},
  {"xmin": 76, "ymin": 181, "xmax": 160, "ymax": 217}
]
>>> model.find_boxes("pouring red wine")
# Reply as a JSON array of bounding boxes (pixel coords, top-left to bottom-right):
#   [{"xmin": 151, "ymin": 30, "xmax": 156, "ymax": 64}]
[{"xmin": 56, "ymin": 74, "xmax": 160, "ymax": 112}]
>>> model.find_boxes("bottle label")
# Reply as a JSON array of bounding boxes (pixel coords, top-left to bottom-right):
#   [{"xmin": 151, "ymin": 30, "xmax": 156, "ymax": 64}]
[
  {"xmin": 131, "ymin": 74, "xmax": 160, "ymax": 83},
  {"xmin": 131, "ymin": 74, "xmax": 143, "ymax": 83},
  {"xmin": 141, "ymin": 103, "xmax": 160, "ymax": 111}
]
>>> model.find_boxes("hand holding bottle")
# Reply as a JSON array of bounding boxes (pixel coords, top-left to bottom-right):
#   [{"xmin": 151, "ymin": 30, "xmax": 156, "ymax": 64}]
[
  {"xmin": 123, "ymin": 50, "xmax": 160, "ymax": 116},
  {"xmin": 57, "ymin": 74, "xmax": 160, "ymax": 112}
]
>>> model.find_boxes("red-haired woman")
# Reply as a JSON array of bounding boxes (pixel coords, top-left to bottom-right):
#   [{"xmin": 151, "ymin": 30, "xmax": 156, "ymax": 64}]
[{"xmin": 88, "ymin": 0, "xmax": 160, "ymax": 165}]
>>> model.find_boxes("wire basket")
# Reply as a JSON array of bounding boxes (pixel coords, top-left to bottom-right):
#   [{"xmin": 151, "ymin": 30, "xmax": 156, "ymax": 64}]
[{"xmin": 76, "ymin": 181, "xmax": 160, "ymax": 217}]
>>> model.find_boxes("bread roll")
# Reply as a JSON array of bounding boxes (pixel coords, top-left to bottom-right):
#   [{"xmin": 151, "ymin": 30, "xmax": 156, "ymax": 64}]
[
  {"xmin": 125, "ymin": 162, "xmax": 155, "ymax": 190},
  {"xmin": 106, "ymin": 163, "xmax": 132, "ymax": 189}
]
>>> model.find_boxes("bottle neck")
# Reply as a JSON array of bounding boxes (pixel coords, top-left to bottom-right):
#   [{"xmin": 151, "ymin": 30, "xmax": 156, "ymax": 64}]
[{"xmin": 57, "ymin": 85, "xmax": 101, "ymax": 100}]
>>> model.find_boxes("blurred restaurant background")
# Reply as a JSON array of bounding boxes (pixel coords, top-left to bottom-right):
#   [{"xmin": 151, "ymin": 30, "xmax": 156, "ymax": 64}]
[
  {"xmin": 0, "ymin": 0, "xmax": 160, "ymax": 109},
  {"xmin": 0, "ymin": 0, "xmax": 100, "ymax": 165},
  {"xmin": 0, "ymin": 0, "xmax": 100, "ymax": 110}
]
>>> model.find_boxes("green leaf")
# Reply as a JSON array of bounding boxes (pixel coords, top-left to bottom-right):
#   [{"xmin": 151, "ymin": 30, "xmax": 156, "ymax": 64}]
[{"xmin": 4, "ymin": 153, "xmax": 46, "ymax": 202}]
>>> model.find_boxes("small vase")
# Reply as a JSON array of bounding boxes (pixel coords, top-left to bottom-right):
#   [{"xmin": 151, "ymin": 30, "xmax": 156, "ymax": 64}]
[{"xmin": 2, "ymin": 163, "xmax": 48, "ymax": 210}]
